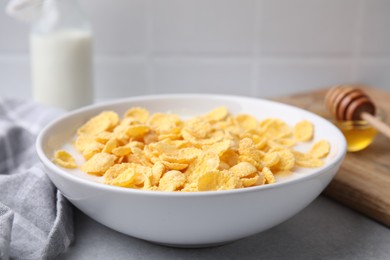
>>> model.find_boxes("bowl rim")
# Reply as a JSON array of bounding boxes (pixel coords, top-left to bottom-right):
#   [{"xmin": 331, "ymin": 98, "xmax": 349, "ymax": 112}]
[{"xmin": 36, "ymin": 93, "xmax": 347, "ymax": 197}]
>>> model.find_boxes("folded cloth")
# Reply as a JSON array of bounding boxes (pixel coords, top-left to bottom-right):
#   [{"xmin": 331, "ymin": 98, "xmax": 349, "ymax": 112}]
[{"xmin": 0, "ymin": 98, "xmax": 73, "ymax": 260}]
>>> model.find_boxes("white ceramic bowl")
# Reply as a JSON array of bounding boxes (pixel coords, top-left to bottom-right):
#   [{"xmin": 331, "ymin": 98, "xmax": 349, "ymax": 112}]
[{"xmin": 36, "ymin": 94, "xmax": 346, "ymax": 247}]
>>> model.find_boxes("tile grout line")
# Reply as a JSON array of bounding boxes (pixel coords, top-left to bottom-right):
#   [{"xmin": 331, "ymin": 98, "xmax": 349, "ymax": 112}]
[{"xmin": 89, "ymin": 54, "xmax": 390, "ymax": 62}]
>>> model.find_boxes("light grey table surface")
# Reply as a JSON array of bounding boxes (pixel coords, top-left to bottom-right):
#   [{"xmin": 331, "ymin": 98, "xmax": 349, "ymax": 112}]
[{"xmin": 58, "ymin": 196, "xmax": 390, "ymax": 260}]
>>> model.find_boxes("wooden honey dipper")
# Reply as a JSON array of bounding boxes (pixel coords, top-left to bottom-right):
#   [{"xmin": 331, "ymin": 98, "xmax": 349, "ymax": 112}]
[{"xmin": 325, "ymin": 85, "xmax": 390, "ymax": 139}]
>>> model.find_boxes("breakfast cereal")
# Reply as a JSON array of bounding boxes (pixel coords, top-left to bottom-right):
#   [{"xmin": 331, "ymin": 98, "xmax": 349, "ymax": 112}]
[{"xmin": 53, "ymin": 107, "xmax": 331, "ymax": 192}]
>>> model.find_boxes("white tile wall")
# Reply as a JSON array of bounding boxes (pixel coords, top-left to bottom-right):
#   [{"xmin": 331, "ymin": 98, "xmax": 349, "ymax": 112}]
[
  {"xmin": 257, "ymin": 59, "xmax": 353, "ymax": 97},
  {"xmin": 81, "ymin": 0, "xmax": 148, "ymax": 55},
  {"xmin": 151, "ymin": 58, "xmax": 253, "ymax": 95},
  {"xmin": 357, "ymin": 60, "xmax": 390, "ymax": 88},
  {"xmin": 0, "ymin": 57, "xmax": 31, "ymax": 98},
  {"xmin": 1, "ymin": 0, "xmax": 390, "ymax": 102},
  {"xmin": 94, "ymin": 58, "xmax": 148, "ymax": 99},
  {"xmin": 259, "ymin": 0, "xmax": 358, "ymax": 56},
  {"xmin": 0, "ymin": 1, "xmax": 29, "ymax": 53},
  {"xmin": 150, "ymin": 0, "xmax": 255, "ymax": 54},
  {"xmin": 360, "ymin": 0, "xmax": 390, "ymax": 56}
]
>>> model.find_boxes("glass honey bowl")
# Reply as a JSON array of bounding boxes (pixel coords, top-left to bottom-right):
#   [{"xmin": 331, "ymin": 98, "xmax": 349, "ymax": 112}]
[{"xmin": 333, "ymin": 110, "xmax": 386, "ymax": 152}]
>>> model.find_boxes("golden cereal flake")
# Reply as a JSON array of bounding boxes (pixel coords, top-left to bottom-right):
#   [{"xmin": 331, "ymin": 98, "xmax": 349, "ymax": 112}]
[
  {"xmin": 203, "ymin": 106, "xmax": 229, "ymax": 122},
  {"xmin": 238, "ymin": 138, "xmax": 263, "ymax": 164},
  {"xmin": 111, "ymin": 146, "xmax": 132, "ymax": 156},
  {"xmin": 205, "ymin": 140, "xmax": 233, "ymax": 156},
  {"xmin": 148, "ymin": 113, "xmax": 182, "ymax": 134},
  {"xmin": 181, "ymin": 129, "xmax": 213, "ymax": 147},
  {"xmin": 102, "ymin": 138, "xmax": 118, "ymax": 154},
  {"xmin": 161, "ymin": 161, "xmax": 189, "ymax": 171},
  {"xmin": 160, "ymin": 147, "xmax": 201, "ymax": 164},
  {"xmin": 268, "ymin": 138, "xmax": 296, "ymax": 149},
  {"xmin": 81, "ymin": 153, "xmax": 116, "ymax": 176},
  {"xmin": 219, "ymin": 161, "xmax": 230, "ymax": 170},
  {"xmin": 295, "ymin": 156, "xmax": 324, "ymax": 168},
  {"xmin": 293, "ymin": 120, "xmax": 314, "ymax": 142},
  {"xmin": 262, "ymin": 152, "xmax": 280, "ymax": 168},
  {"xmin": 159, "ymin": 170, "xmax": 186, "ymax": 191},
  {"xmin": 77, "ymin": 111, "xmax": 119, "ymax": 136},
  {"xmin": 229, "ymin": 162, "xmax": 257, "ymax": 178},
  {"xmin": 53, "ymin": 150, "xmax": 78, "ymax": 169},
  {"xmin": 82, "ymin": 142, "xmax": 104, "ymax": 160},
  {"xmin": 235, "ymin": 114, "xmax": 259, "ymax": 131},
  {"xmin": 197, "ymin": 170, "xmax": 239, "ymax": 191},
  {"xmin": 104, "ymin": 164, "xmax": 137, "ymax": 187},
  {"xmin": 262, "ymin": 167, "xmax": 276, "ymax": 184},
  {"xmin": 95, "ymin": 131, "xmax": 113, "ymax": 144},
  {"xmin": 292, "ymin": 150, "xmax": 324, "ymax": 168},
  {"xmin": 124, "ymin": 107, "xmax": 150, "ymax": 123},
  {"xmin": 151, "ymin": 162, "xmax": 166, "ymax": 186},
  {"xmin": 261, "ymin": 118, "xmax": 292, "ymax": 139},
  {"xmin": 126, "ymin": 125, "xmax": 150, "ymax": 138},
  {"xmin": 132, "ymin": 164, "xmax": 152, "ymax": 186},
  {"xmin": 241, "ymin": 175, "xmax": 261, "ymax": 187},
  {"xmin": 73, "ymin": 134, "xmax": 96, "ymax": 153},
  {"xmin": 148, "ymin": 141, "xmax": 177, "ymax": 156},
  {"xmin": 143, "ymin": 131, "xmax": 159, "ymax": 144},
  {"xmin": 309, "ymin": 140, "xmax": 330, "ymax": 159},
  {"xmin": 220, "ymin": 149, "xmax": 239, "ymax": 167},
  {"xmin": 273, "ymin": 150, "xmax": 295, "ymax": 171},
  {"xmin": 238, "ymin": 155, "xmax": 263, "ymax": 171},
  {"xmin": 183, "ymin": 117, "xmax": 211, "ymax": 139}
]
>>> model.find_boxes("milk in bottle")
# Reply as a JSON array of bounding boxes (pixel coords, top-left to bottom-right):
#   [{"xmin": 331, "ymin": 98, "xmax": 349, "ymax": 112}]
[{"xmin": 30, "ymin": 0, "xmax": 93, "ymax": 110}]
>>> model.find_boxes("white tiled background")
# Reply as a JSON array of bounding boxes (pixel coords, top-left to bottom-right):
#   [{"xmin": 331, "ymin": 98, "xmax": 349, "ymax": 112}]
[{"xmin": 1, "ymin": 0, "xmax": 390, "ymax": 101}]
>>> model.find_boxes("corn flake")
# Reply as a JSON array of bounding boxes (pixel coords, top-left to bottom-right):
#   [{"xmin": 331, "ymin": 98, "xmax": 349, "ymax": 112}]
[
  {"xmin": 273, "ymin": 150, "xmax": 295, "ymax": 171},
  {"xmin": 261, "ymin": 119, "xmax": 291, "ymax": 139},
  {"xmin": 230, "ymin": 162, "xmax": 257, "ymax": 178},
  {"xmin": 77, "ymin": 111, "xmax": 119, "ymax": 136},
  {"xmin": 262, "ymin": 167, "xmax": 276, "ymax": 184},
  {"xmin": 124, "ymin": 107, "xmax": 150, "ymax": 123},
  {"xmin": 159, "ymin": 170, "xmax": 186, "ymax": 191},
  {"xmin": 53, "ymin": 150, "xmax": 77, "ymax": 169},
  {"xmin": 126, "ymin": 125, "xmax": 150, "ymax": 138},
  {"xmin": 242, "ymin": 175, "xmax": 260, "ymax": 187},
  {"xmin": 294, "ymin": 120, "xmax": 314, "ymax": 142},
  {"xmin": 81, "ymin": 153, "xmax": 116, "ymax": 176},
  {"xmin": 262, "ymin": 152, "xmax": 280, "ymax": 168},
  {"xmin": 309, "ymin": 140, "xmax": 330, "ymax": 159},
  {"xmin": 83, "ymin": 142, "xmax": 104, "ymax": 160},
  {"xmin": 235, "ymin": 114, "xmax": 258, "ymax": 131},
  {"xmin": 204, "ymin": 106, "xmax": 229, "ymax": 122},
  {"xmin": 197, "ymin": 170, "xmax": 238, "ymax": 191},
  {"xmin": 104, "ymin": 164, "xmax": 136, "ymax": 187},
  {"xmin": 292, "ymin": 150, "xmax": 324, "ymax": 168}
]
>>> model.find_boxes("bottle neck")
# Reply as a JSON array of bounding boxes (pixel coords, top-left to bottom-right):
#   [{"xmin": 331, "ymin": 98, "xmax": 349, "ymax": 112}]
[{"xmin": 32, "ymin": 0, "xmax": 90, "ymax": 34}]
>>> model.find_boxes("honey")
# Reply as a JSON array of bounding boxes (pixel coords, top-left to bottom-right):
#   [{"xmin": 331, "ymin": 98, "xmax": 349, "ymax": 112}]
[{"xmin": 336, "ymin": 120, "xmax": 378, "ymax": 152}]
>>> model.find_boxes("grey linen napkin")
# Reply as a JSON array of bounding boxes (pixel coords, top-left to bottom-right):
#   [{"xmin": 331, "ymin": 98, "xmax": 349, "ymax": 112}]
[{"xmin": 0, "ymin": 98, "xmax": 73, "ymax": 260}]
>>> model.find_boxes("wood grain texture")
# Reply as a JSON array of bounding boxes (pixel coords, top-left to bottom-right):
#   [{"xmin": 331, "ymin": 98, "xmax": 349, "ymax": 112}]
[{"xmin": 273, "ymin": 87, "xmax": 390, "ymax": 227}]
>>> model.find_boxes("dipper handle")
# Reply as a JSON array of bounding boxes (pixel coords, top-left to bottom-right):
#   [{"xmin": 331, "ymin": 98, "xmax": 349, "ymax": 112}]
[{"xmin": 361, "ymin": 112, "xmax": 390, "ymax": 139}]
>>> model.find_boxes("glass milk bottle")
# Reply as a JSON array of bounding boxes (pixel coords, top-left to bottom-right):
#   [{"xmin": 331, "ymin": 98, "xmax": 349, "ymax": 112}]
[{"xmin": 30, "ymin": 0, "xmax": 93, "ymax": 110}]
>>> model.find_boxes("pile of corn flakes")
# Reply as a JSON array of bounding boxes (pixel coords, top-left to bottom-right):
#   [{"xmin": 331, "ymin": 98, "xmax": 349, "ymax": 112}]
[{"xmin": 53, "ymin": 107, "xmax": 330, "ymax": 192}]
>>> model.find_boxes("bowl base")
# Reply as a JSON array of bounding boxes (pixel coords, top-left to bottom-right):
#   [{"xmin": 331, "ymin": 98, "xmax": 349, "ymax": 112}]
[{"xmin": 151, "ymin": 239, "xmax": 237, "ymax": 248}]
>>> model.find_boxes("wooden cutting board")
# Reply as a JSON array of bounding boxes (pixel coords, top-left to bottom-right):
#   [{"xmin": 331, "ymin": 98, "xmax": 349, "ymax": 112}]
[{"xmin": 274, "ymin": 87, "xmax": 390, "ymax": 227}]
